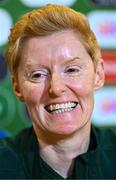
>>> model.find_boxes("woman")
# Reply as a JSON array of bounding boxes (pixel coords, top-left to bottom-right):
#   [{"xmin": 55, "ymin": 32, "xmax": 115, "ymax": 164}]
[{"xmin": 0, "ymin": 4, "xmax": 116, "ymax": 179}]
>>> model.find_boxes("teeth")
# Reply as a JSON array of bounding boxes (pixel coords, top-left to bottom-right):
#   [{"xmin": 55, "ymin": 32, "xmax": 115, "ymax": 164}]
[
  {"xmin": 53, "ymin": 108, "xmax": 73, "ymax": 114},
  {"xmin": 46, "ymin": 102, "xmax": 77, "ymax": 113}
]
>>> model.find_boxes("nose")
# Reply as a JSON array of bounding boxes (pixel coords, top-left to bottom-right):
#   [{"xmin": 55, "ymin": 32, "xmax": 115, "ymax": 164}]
[{"xmin": 48, "ymin": 73, "xmax": 66, "ymax": 97}]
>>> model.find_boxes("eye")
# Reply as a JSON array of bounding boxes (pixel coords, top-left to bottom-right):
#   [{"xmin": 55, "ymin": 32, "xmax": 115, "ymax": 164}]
[
  {"xmin": 28, "ymin": 70, "xmax": 48, "ymax": 83},
  {"xmin": 65, "ymin": 66, "xmax": 80, "ymax": 75},
  {"xmin": 66, "ymin": 68, "xmax": 79, "ymax": 73}
]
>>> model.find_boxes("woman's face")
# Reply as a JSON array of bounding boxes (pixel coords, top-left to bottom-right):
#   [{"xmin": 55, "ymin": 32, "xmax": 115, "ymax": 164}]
[{"xmin": 13, "ymin": 30, "xmax": 104, "ymax": 136}]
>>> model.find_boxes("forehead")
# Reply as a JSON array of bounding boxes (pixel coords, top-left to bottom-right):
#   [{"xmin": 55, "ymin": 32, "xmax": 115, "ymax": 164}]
[{"xmin": 20, "ymin": 30, "xmax": 92, "ymax": 66}]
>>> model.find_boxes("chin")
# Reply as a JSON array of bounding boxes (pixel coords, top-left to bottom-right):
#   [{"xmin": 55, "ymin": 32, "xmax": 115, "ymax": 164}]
[{"xmin": 49, "ymin": 125, "xmax": 79, "ymax": 136}]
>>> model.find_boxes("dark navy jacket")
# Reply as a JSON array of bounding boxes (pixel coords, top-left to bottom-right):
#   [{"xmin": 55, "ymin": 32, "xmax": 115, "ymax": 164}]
[{"xmin": 0, "ymin": 126, "xmax": 116, "ymax": 179}]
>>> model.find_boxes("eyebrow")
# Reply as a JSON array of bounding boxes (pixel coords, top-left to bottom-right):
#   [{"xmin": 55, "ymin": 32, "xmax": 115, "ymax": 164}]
[
  {"xmin": 25, "ymin": 61, "xmax": 49, "ymax": 70},
  {"xmin": 61, "ymin": 56, "xmax": 81, "ymax": 66},
  {"xmin": 24, "ymin": 56, "xmax": 81, "ymax": 70}
]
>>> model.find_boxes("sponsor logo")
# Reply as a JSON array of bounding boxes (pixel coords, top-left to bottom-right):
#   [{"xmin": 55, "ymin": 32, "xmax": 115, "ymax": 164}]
[
  {"xmin": 20, "ymin": 0, "xmax": 77, "ymax": 7},
  {"xmin": 0, "ymin": 130, "xmax": 11, "ymax": 138},
  {"xmin": 102, "ymin": 51, "xmax": 116, "ymax": 85},
  {"xmin": 92, "ymin": 87, "xmax": 116, "ymax": 126},
  {"xmin": 0, "ymin": 8, "xmax": 12, "ymax": 46},
  {"xmin": 88, "ymin": 11, "xmax": 116, "ymax": 49},
  {"xmin": 0, "ymin": 87, "xmax": 16, "ymax": 127},
  {"xmin": 0, "ymin": 54, "xmax": 8, "ymax": 81},
  {"xmin": 89, "ymin": 0, "xmax": 116, "ymax": 6}
]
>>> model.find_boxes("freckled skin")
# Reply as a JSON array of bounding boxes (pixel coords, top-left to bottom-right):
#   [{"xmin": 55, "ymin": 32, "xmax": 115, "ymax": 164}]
[{"xmin": 13, "ymin": 30, "xmax": 104, "ymax": 137}]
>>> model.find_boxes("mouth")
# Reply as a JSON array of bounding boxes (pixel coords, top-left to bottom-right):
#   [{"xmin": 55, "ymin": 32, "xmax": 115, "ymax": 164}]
[{"xmin": 45, "ymin": 102, "xmax": 78, "ymax": 114}]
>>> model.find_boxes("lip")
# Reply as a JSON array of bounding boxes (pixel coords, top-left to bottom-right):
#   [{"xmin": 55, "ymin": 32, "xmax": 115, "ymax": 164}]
[
  {"xmin": 44, "ymin": 101, "xmax": 79, "ymax": 113},
  {"xmin": 44, "ymin": 102, "xmax": 80, "ymax": 117},
  {"xmin": 44, "ymin": 100, "xmax": 79, "ymax": 108}
]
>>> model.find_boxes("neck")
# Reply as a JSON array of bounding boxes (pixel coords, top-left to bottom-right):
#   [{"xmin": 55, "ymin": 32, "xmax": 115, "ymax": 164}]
[{"xmin": 33, "ymin": 123, "xmax": 91, "ymax": 178}]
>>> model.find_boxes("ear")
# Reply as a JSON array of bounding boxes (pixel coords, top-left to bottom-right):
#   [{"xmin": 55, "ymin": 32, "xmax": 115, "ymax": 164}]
[
  {"xmin": 12, "ymin": 76, "xmax": 25, "ymax": 101},
  {"xmin": 94, "ymin": 58, "xmax": 105, "ymax": 90}
]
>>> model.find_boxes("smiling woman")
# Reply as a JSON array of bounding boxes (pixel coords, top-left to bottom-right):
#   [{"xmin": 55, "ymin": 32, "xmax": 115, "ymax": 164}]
[
  {"xmin": 0, "ymin": 4, "xmax": 116, "ymax": 179},
  {"xmin": 15, "ymin": 30, "xmax": 98, "ymax": 136}
]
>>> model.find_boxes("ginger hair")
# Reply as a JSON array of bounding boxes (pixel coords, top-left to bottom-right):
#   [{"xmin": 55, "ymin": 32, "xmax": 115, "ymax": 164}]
[{"xmin": 5, "ymin": 4, "xmax": 101, "ymax": 75}]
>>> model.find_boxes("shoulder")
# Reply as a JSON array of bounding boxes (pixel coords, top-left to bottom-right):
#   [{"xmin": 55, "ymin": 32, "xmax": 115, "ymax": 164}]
[
  {"xmin": 93, "ymin": 126, "xmax": 116, "ymax": 150},
  {"xmin": 0, "ymin": 137, "xmax": 26, "ymax": 178},
  {"xmin": 0, "ymin": 127, "xmax": 36, "ymax": 178},
  {"xmin": 0, "ymin": 127, "xmax": 34, "ymax": 169}
]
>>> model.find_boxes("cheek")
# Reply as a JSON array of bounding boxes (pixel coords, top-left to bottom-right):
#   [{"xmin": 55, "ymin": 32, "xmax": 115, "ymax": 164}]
[
  {"xmin": 21, "ymin": 84, "xmax": 44, "ymax": 105},
  {"xmin": 68, "ymin": 79, "xmax": 94, "ymax": 97}
]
